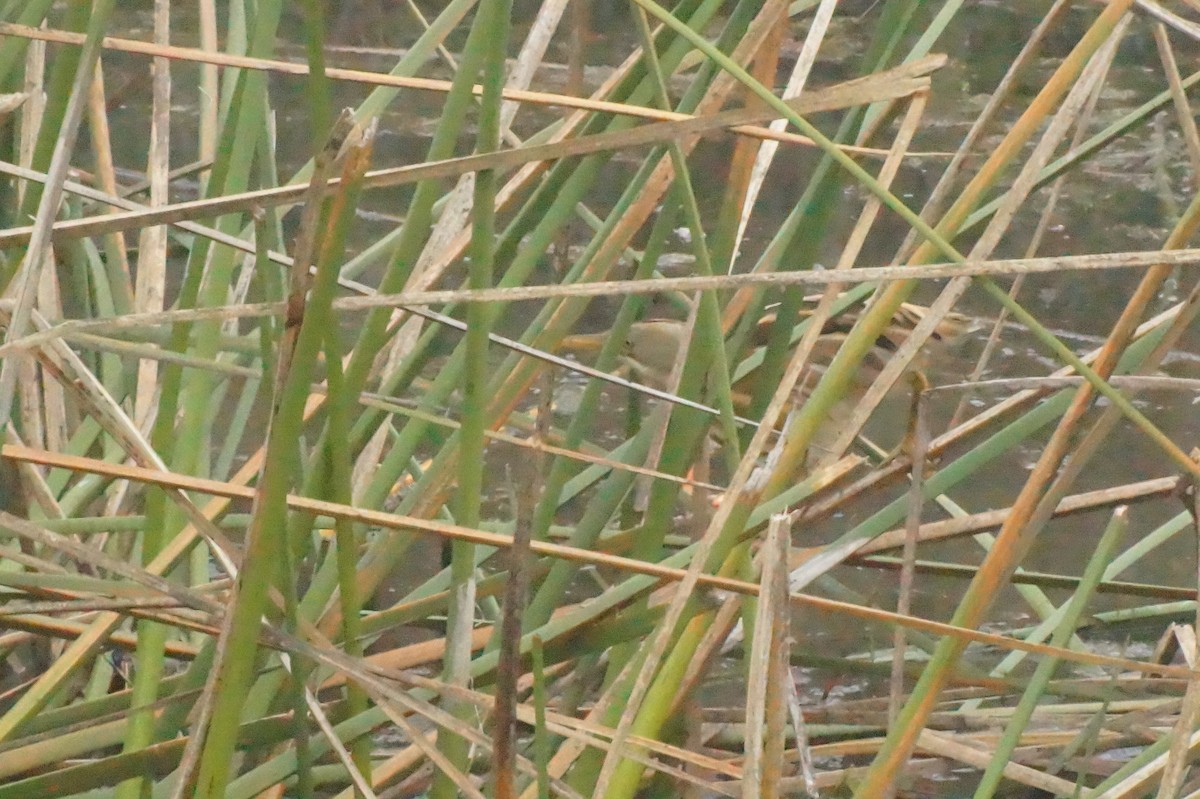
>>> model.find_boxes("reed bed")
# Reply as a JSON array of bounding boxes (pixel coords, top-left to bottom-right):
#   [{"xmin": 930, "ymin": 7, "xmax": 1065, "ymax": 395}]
[{"xmin": 3, "ymin": 1, "xmax": 1200, "ymax": 797}]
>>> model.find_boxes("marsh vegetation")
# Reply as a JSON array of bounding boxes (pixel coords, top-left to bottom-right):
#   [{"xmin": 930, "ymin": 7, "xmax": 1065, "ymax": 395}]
[{"xmin": 4, "ymin": 1, "xmax": 1200, "ymax": 797}]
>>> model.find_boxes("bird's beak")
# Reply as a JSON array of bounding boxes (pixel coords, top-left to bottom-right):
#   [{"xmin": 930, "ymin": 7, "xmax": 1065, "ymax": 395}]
[{"xmin": 558, "ymin": 331, "xmax": 611, "ymax": 356}]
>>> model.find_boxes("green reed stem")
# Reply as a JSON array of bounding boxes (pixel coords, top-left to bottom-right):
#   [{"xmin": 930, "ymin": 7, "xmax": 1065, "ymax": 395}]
[
  {"xmin": 192, "ymin": 115, "xmax": 367, "ymax": 799},
  {"xmin": 972, "ymin": 507, "xmax": 1126, "ymax": 797}
]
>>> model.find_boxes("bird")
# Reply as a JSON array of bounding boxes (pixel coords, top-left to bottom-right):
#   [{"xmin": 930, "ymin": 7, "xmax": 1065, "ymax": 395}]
[
  {"xmin": 561, "ymin": 299, "xmax": 973, "ymax": 402},
  {"xmin": 557, "ymin": 298, "xmax": 974, "ymax": 465}
]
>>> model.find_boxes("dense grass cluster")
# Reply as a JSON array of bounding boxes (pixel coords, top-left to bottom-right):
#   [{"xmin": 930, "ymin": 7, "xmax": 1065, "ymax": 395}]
[{"xmin": 3, "ymin": 1, "xmax": 1200, "ymax": 797}]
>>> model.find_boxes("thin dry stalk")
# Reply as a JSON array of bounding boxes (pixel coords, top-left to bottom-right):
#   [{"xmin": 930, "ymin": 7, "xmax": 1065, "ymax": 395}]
[
  {"xmin": 297, "ymin": 668, "xmax": 379, "ymax": 799},
  {"xmin": 17, "ymin": 34, "xmax": 44, "ymax": 202},
  {"xmin": 488, "ymin": 512, "xmax": 528, "ymax": 797},
  {"xmin": 731, "ymin": 0, "xmax": 832, "ymax": 263},
  {"xmin": 132, "ymin": 0, "xmax": 171, "ymax": 431},
  {"xmin": 949, "ymin": 18, "xmax": 1111, "ymax": 427},
  {"xmin": 889, "ymin": 376, "xmax": 928, "ymax": 723},
  {"xmin": 1152, "ymin": 22, "xmax": 1200, "ymax": 188},
  {"xmin": 761, "ymin": 515, "xmax": 790, "ymax": 797},
  {"xmin": 0, "ymin": 0, "xmax": 117, "ymax": 426},
  {"xmin": 84, "ymin": 61, "xmax": 132, "ymax": 306},
  {"xmin": 742, "ymin": 515, "xmax": 788, "ymax": 798},
  {"xmin": 808, "ymin": 90, "xmax": 930, "ymax": 470},
  {"xmin": 915, "ymin": 730, "xmax": 1078, "ymax": 794},
  {"xmin": 1155, "ymin": 454, "xmax": 1200, "ymax": 796},
  {"xmin": 0, "ymin": 19, "xmax": 940, "ymax": 159},
  {"xmin": 491, "ymin": 378, "xmax": 550, "ymax": 798},
  {"xmin": 8, "ymin": 438, "xmax": 1195, "ymax": 681}
]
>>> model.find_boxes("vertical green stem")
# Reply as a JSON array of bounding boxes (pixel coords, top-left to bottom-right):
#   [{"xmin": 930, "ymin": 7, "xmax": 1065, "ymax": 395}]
[
  {"xmin": 192, "ymin": 114, "xmax": 368, "ymax": 799},
  {"xmin": 971, "ymin": 508, "xmax": 1127, "ymax": 797},
  {"xmin": 430, "ymin": 1, "xmax": 510, "ymax": 796}
]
